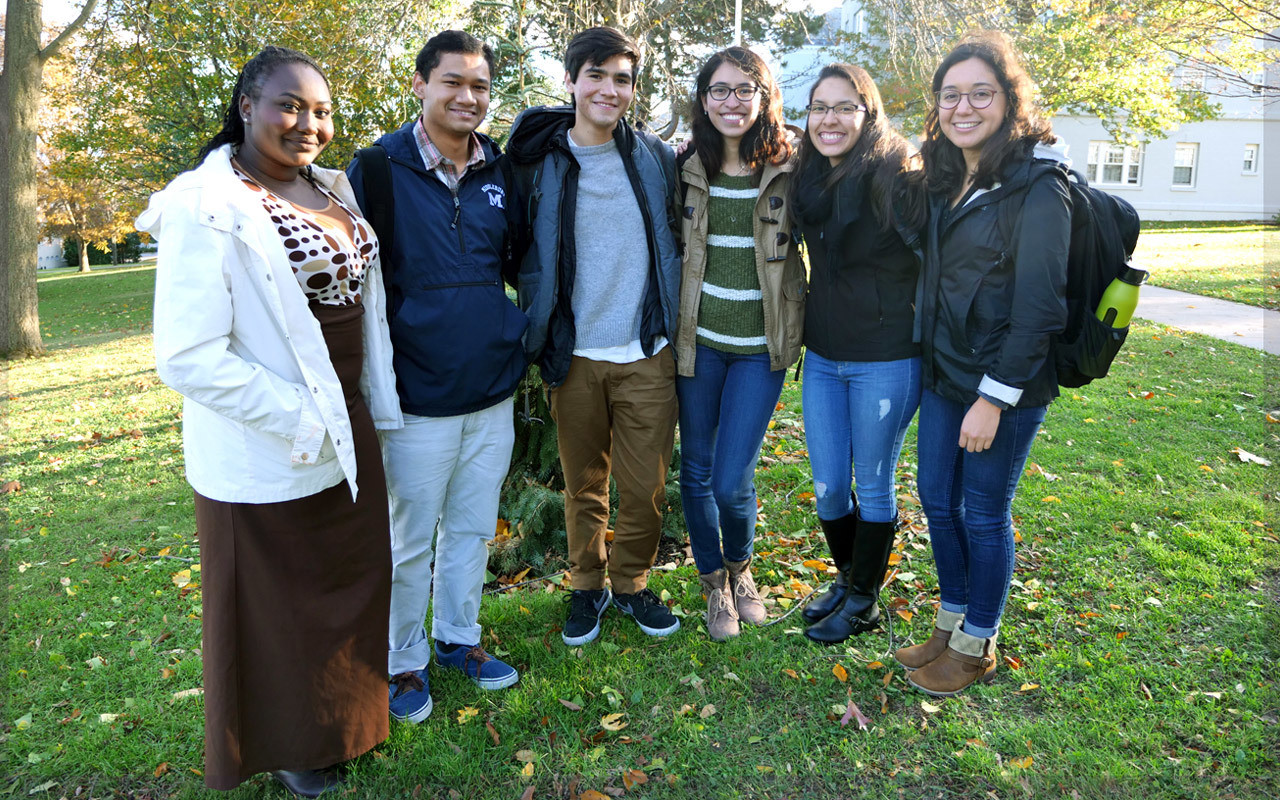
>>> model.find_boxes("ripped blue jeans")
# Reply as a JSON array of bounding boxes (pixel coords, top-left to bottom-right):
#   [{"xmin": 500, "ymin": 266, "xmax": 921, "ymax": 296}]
[{"xmin": 801, "ymin": 352, "xmax": 922, "ymax": 523}]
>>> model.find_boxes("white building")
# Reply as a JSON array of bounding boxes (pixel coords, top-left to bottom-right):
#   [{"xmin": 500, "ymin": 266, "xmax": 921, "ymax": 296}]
[
  {"xmin": 37, "ymin": 238, "xmax": 64, "ymax": 270},
  {"xmin": 776, "ymin": 1, "xmax": 1278, "ymax": 221}
]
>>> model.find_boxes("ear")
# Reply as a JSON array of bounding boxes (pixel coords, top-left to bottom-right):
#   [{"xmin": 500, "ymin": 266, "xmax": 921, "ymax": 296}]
[
  {"xmin": 563, "ymin": 70, "xmax": 573, "ymax": 93},
  {"xmin": 238, "ymin": 92, "xmax": 253, "ymax": 124},
  {"xmin": 411, "ymin": 71, "xmax": 428, "ymax": 100}
]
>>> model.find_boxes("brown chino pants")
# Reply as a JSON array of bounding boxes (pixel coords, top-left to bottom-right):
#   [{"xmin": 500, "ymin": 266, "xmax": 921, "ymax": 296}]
[{"xmin": 549, "ymin": 349, "xmax": 678, "ymax": 594}]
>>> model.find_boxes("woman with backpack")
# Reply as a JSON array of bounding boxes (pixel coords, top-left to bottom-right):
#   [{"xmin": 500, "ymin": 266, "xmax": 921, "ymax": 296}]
[
  {"xmin": 788, "ymin": 64, "xmax": 927, "ymax": 645},
  {"xmin": 139, "ymin": 47, "xmax": 399, "ymax": 794},
  {"xmin": 673, "ymin": 46, "xmax": 805, "ymax": 640},
  {"xmin": 899, "ymin": 31, "xmax": 1071, "ymax": 696}
]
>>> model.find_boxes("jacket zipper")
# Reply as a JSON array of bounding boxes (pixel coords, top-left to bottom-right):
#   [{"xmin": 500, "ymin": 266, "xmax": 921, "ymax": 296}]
[{"xmin": 451, "ymin": 194, "xmax": 465, "ymax": 252}]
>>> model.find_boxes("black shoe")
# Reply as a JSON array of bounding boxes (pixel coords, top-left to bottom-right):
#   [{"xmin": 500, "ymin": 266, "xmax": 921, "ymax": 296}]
[
  {"xmin": 614, "ymin": 588, "xmax": 681, "ymax": 637},
  {"xmin": 562, "ymin": 587, "xmax": 612, "ymax": 646},
  {"xmin": 806, "ymin": 516, "xmax": 897, "ymax": 644},
  {"xmin": 271, "ymin": 767, "xmax": 344, "ymax": 798},
  {"xmin": 802, "ymin": 510, "xmax": 859, "ymax": 623}
]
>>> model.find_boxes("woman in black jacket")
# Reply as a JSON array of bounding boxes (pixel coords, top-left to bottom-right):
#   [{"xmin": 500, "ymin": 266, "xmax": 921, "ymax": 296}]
[
  {"xmin": 789, "ymin": 64, "xmax": 926, "ymax": 644},
  {"xmin": 898, "ymin": 31, "xmax": 1071, "ymax": 697}
]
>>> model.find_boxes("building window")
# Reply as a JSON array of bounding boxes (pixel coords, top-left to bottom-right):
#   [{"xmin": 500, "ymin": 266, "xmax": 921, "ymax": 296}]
[
  {"xmin": 1087, "ymin": 141, "xmax": 1142, "ymax": 186},
  {"xmin": 1243, "ymin": 144, "xmax": 1259, "ymax": 174},
  {"xmin": 1172, "ymin": 143, "xmax": 1198, "ymax": 187}
]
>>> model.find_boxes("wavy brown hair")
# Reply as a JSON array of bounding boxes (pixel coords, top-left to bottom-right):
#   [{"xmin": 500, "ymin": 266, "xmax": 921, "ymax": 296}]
[
  {"xmin": 920, "ymin": 30, "xmax": 1055, "ymax": 197},
  {"xmin": 788, "ymin": 63, "xmax": 925, "ymax": 232},
  {"xmin": 689, "ymin": 47, "xmax": 792, "ymax": 184}
]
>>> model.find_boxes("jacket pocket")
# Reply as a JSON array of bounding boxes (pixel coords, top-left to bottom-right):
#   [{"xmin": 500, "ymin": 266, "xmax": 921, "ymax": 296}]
[{"xmin": 782, "ymin": 277, "xmax": 807, "ymax": 350}]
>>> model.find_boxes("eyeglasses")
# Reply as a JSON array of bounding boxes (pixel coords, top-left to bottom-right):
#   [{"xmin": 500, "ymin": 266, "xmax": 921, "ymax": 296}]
[
  {"xmin": 935, "ymin": 88, "xmax": 1000, "ymax": 110},
  {"xmin": 708, "ymin": 84, "xmax": 760, "ymax": 101},
  {"xmin": 806, "ymin": 103, "xmax": 866, "ymax": 118}
]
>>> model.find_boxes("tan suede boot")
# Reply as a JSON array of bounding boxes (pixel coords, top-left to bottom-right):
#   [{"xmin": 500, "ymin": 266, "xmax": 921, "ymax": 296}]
[
  {"xmin": 725, "ymin": 558, "xmax": 767, "ymax": 625},
  {"xmin": 894, "ymin": 608, "xmax": 965, "ymax": 671},
  {"xmin": 907, "ymin": 627, "xmax": 998, "ymax": 697},
  {"xmin": 699, "ymin": 568, "xmax": 740, "ymax": 641}
]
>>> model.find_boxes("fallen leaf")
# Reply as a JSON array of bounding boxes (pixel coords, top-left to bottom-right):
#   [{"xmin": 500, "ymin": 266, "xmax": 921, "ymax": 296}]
[
  {"xmin": 519, "ymin": 787, "xmax": 534, "ymax": 800},
  {"xmin": 882, "ymin": 671, "xmax": 893, "ymax": 688},
  {"xmin": 515, "ymin": 750, "xmax": 536, "ymax": 763},
  {"xmin": 782, "ymin": 669, "xmax": 799, "ymax": 680},
  {"xmin": 1199, "ymin": 465, "xmax": 1215, "ymax": 473},
  {"xmin": 579, "ymin": 792, "xmax": 610, "ymax": 800},
  {"xmin": 832, "ymin": 664, "xmax": 848, "ymax": 683},
  {"xmin": 1011, "ymin": 755, "xmax": 1034, "ymax": 769},
  {"xmin": 98, "ymin": 713, "xmax": 119, "ymax": 724},
  {"xmin": 1140, "ymin": 682, "xmax": 1153, "ymax": 701},
  {"xmin": 1116, "ymin": 631, "xmax": 1129, "ymax": 641},
  {"xmin": 920, "ymin": 701, "xmax": 941, "ymax": 714},
  {"xmin": 839, "ymin": 696, "xmax": 870, "ymax": 730},
  {"xmin": 878, "ymin": 690, "xmax": 888, "ymax": 714},
  {"xmin": 698, "ymin": 704, "xmax": 716, "ymax": 719},
  {"xmin": 802, "ymin": 559, "xmax": 828, "ymax": 570},
  {"xmin": 171, "ymin": 569, "xmax": 192, "ymax": 588},
  {"xmin": 887, "ymin": 552, "xmax": 903, "ymax": 566},
  {"xmin": 1004, "ymin": 655, "xmax": 1023, "ymax": 670},
  {"xmin": 520, "ymin": 762, "xmax": 534, "ymax": 777},
  {"xmin": 600, "ymin": 712, "xmax": 627, "ymax": 731},
  {"xmin": 558, "ymin": 698, "xmax": 583, "ymax": 711},
  {"xmin": 1016, "ymin": 683, "xmax": 1041, "ymax": 694},
  {"xmin": 1041, "ymin": 496, "xmax": 1061, "ymax": 503},
  {"xmin": 153, "ymin": 762, "xmax": 169, "ymax": 777},
  {"xmin": 3, "ymin": 481, "xmax": 20, "ymax": 493},
  {"xmin": 456, "ymin": 706, "xmax": 480, "ymax": 724},
  {"xmin": 15, "ymin": 713, "xmax": 33, "ymax": 731},
  {"xmin": 486, "ymin": 721, "xmax": 500, "ymax": 746},
  {"xmin": 1232, "ymin": 448, "xmax": 1271, "ymax": 466},
  {"xmin": 171, "ymin": 688, "xmax": 203, "ymax": 703},
  {"xmin": 622, "ymin": 769, "xmax": 649, "ymax": 789},
  {"xmin": 866, "ymin": 661, "xmax": 884, "ymax": 670},
  {"xmin": 895, "ymin": 609, "xmax": 914, "ymax": 622}
]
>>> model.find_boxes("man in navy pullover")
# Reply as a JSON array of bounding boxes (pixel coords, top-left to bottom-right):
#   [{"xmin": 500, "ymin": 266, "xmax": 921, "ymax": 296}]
[{"xmin": 347, "ymin": 30, "xmax": 525, "ymax": 724}]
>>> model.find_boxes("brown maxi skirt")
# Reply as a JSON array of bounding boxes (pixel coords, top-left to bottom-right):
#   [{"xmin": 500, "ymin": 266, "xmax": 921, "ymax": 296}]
[{"xmin": 194, "ymin": 302, "xmax": 390, "ymax": 790}]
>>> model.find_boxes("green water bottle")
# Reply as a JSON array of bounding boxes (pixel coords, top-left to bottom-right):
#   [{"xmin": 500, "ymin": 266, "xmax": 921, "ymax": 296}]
[{"xmin": 1095, "ymin": 265, "xmax": 1148, "ymax": 328}]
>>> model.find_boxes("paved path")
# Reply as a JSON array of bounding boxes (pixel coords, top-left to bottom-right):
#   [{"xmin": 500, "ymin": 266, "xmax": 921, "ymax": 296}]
[{"xmin": 1136, "ymin": 286, "xmax": 1279, "ymax": 356}]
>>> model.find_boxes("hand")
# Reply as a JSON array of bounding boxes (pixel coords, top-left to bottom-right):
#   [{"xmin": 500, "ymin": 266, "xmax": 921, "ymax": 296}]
[
  {"xmin": 674, "ymin": 138, "xmax": 691, "ymax": 157},
  {"xmin": 958, "ymin": 397, "xmax": 1002, "ymax": 453}
]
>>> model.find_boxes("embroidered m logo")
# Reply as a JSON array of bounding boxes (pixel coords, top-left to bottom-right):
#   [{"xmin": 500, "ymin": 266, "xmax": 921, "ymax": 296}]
[{"xmin": 482, "ymin": 183, "xmax": 506, "ymax": 209}]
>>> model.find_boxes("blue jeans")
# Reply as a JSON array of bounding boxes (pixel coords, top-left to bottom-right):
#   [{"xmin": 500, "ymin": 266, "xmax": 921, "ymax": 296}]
[
  {"xmin": 676, "ymin": 345, "xmax": 786, "ymax": 574},
  {"xmin": 916, "ymin": 388, "xmax": 1047, "ymax": 635},
  {"xmin": 802, "ymin": 352, "xmax": 921, "ymax": 524}
]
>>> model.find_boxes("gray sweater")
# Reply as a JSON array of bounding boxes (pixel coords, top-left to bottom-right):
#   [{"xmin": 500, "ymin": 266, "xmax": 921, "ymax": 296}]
[{"xmin": 567, "ymin": 133, "xmax": 649, "ymax": 351}]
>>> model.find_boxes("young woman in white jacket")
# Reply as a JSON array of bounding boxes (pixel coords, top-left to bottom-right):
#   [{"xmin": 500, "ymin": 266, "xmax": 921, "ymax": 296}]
[{"xmin": 137, "ymin": 46, "xmax": 400, "ymax": 797}]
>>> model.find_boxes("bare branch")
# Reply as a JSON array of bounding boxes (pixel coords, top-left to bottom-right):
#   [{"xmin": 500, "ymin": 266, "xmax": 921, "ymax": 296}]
[{"xmin": 40, "ymin": 0, "xmax": 100, "ymax": 62}]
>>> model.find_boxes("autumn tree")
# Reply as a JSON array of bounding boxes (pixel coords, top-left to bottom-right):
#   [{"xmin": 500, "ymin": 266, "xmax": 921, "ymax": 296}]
[
  {"xmin": 1, "ymin": 0, "xmax": 98, "ymax": 356},
  {"xmin": 830, "ymin": 0, "xmax": 1276, "ymax": 140}
]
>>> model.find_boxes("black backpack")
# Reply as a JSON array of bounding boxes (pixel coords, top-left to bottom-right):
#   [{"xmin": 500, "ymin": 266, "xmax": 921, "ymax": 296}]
[{"xmin": 1000, "ymin": 161, "xmax": 1141, "ymax": 388}]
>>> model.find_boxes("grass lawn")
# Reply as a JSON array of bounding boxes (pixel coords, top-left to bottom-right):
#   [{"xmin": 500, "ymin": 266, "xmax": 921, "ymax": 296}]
[
  {"xmin": 3, "ymin": 269, "xmax": 1277, "ymax": 799},
  {"xmin": 1133, "ymin": 222, "xmax": 1277, "ymax": 310}
]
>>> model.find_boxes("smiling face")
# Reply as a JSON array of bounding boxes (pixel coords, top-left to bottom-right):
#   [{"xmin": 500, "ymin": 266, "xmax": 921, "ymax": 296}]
[
  {"xmin": 239, "ymin": 62, "xmax": 333, "ymax": 170},
  {"xmin": 701, "ymin": 62, "xmax": 761, "ymax": 150},
  {"xmin": 807, "ymin": 76, "xmax": 866, "ymax": 167},
  {"xmin": 937, "ymin": 57, "xmax": 1008, "ymax": 165},
  {"xmin": 414, "ymin": 51, "xmax": 491, "ymax": 141},
  {"xmin": 565, "ymin": 53, "xmax": 636, "ymax": 144}
]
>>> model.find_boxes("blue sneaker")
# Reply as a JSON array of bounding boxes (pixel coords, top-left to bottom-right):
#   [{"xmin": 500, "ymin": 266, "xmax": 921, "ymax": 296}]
[
  {"xmin": 434, "ymin": 642, "xmax": 519, "ymax": 690},
  {"xmin": 388, "ymin": 668, "xmax": 432, "ymax": 723}
]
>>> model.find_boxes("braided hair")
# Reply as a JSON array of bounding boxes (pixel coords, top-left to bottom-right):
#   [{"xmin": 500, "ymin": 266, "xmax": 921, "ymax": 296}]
[{"xmin": 195, "ymin": 46, "xmax": 330, "ymax": 166}]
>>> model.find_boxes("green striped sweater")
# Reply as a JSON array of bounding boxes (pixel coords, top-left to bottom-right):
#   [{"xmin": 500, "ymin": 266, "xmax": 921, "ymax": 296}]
[{"xmin": 696, "ymin": 174, "xmax": 766, "ymax": 354}]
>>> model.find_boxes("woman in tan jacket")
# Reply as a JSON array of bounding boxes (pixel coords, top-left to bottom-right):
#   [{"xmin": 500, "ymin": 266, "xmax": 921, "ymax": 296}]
[{"xmin": 674, "ymin": 47, "xmax": 806, "ymax": 640}]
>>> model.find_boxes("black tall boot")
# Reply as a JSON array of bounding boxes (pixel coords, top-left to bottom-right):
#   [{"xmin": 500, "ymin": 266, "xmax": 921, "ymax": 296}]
[
  {"xmin": 805, "ymin": 516, "xmax": 896, "ymax": 643},
  {"xmin": 802, "ymin": 512, "xmax": 858, "ymax": 623}
]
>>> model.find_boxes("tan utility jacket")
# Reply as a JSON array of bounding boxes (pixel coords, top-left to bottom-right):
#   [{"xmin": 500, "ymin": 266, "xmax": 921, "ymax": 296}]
[{"xmin": 674, "ymin": 153, "xmax": 807, "ymax": 377}]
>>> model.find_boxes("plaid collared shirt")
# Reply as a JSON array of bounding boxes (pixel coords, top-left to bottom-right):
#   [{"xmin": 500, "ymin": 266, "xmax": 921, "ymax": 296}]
[{"xmin": 413, "ymin": 117, "xmax": 485, "ymax": 193}]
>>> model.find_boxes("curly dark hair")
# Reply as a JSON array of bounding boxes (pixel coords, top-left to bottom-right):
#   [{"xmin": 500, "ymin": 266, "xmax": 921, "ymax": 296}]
[
  {"xmin": 920, "ymin": 30, "xmax": 1055, "ymax": 197},
  {"xmin": 689, "ymin": 46, "xmax": 793, "ymax": 184},
  {"xmin": 195, "ymin": 46, "xmax": 330, "ymax": 166},
  {"xmin": 788, "ymin": 63, "xmax": 925, "ymax": 233}
]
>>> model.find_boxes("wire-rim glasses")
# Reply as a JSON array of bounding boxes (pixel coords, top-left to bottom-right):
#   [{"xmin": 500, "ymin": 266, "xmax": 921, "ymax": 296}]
[{"xmin": 935, "ymin": 88, "xmax": 1000, "ymax": 110}]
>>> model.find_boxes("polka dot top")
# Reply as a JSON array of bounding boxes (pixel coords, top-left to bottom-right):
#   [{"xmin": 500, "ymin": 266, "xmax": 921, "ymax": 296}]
[{"xmin": 232, "ymin": 164, "xmax": 378, "ymax": 306}]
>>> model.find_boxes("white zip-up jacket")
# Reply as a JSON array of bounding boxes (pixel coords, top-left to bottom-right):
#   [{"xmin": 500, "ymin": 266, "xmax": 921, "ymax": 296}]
[{"xmin": 137, "ymin": 145, "xmax": 402, "ymax": 504}]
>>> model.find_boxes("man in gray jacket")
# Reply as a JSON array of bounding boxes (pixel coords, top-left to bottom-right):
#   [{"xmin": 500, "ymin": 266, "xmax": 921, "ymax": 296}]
[{"xmin": 506, "ymin": 26, "xmax": 682, "ymax": 647}]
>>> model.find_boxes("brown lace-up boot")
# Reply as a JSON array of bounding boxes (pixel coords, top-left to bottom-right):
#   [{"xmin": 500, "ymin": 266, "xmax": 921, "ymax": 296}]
[
  {"xmin": 894, "ymin": 608, "xmax": 964, "ymax": 671},
  {"xmin": 725, "ymin": 557, "xmax": 767, "ymax": 625},
  {"xmin": 699, "ymin": 568, "xmax": 740, "ymax": 641}
]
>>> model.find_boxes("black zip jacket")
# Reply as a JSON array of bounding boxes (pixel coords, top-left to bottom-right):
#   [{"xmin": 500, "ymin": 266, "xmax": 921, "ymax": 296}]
[
  {"xmin": 505, "ymin": 106, "xmax": 681, "ymax": 387},
  {"xmin": 793, "ymin": 163, "xmax": 921, "ymax": 362},
  {"xmin": 919, "ymin": 154, "xmax": 1071, "ymax": 408}
]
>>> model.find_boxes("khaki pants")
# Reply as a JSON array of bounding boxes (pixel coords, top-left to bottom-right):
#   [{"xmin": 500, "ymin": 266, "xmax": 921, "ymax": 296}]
[{"xmin": 550, "ymin": 349, "xmax": 678, "ymax": 594}]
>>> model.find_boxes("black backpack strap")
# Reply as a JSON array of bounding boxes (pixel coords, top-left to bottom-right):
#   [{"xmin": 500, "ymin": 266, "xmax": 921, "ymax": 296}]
[
  {"xmin": 356, "ymin": 145, "xmax": 396, "ymax": 293},
  {"xmin": 497, "ymin": 154, "xmax": 525, "ymax": 287}
]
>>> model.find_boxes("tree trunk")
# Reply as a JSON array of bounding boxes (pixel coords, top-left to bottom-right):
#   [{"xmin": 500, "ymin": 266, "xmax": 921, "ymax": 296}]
[
  {"xmin": 0, "ymin": 0, "xmax": 48, "ymax": 356},
  {"xmin": 0, "ymin": 0, "xmax": 98, "ymax": 356},
  {"xmin": 78, "ymin": 240, "xmax": 91, "ymax": 273}
]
